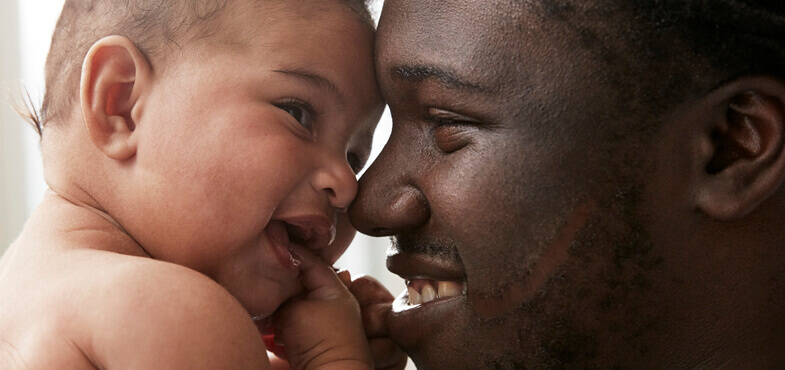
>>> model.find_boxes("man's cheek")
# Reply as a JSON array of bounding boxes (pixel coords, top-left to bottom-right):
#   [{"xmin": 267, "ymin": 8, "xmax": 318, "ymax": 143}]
[{"xmin": 464, "ymin": 200, "xmax": 597, "ymax": 318}]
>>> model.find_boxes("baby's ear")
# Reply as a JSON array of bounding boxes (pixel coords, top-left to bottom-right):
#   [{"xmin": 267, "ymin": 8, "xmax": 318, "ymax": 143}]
[
  {"xmin": 694, "ymin": 76, "xmax": 785, "ymax": 220},
  {"xmin": 80, "ymin": 35, "xmax": 152, "ymax": 160}
]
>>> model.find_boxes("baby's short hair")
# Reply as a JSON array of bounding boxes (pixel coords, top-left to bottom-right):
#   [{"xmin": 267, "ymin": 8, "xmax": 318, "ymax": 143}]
[{"xmin": 32, "ymin": 0, "xmax": 372, "ymax": 134}]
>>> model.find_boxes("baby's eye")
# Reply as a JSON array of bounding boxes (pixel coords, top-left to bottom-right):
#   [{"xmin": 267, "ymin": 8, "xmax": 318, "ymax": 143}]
[{"xmin": 276, "ymin": 100, "xmax": 315, "ymax": 131}]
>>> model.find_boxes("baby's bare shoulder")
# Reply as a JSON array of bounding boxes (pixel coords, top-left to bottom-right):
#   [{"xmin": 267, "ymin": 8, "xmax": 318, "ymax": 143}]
[
  {"xmin": 3, "ymin": 249, "xmax": 268, "ymax": 368},
  {"xmin": 81, "ymin": 253, "xmax": 235, "ymax": 311},
  {"xmin": 74, "ymin": 254, "xmax": 270, "ymax": 368}
]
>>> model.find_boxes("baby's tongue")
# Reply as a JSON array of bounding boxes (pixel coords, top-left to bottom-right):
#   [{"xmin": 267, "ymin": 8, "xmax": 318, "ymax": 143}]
[
  {"xmin": 266, "ymin": 220, "xmax": 301, "ymax": 268},
  {"xmin": 266, "ymin": 220, "xmax": 290, "ymax": 249}
]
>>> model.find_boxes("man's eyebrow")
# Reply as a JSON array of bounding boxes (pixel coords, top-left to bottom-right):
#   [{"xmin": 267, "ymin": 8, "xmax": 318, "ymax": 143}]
[
  {"xmin": 392, "ymin": 65, "xmax": 494, "ymax": 93},
  {"xmin": 273, "ymin": 69, "xmax": 346, "ymax": 106}
]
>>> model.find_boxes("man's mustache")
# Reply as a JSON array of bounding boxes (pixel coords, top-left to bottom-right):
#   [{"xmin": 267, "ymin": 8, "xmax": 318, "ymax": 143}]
[{"xmin": 388, "ymin": 235, "xmax": 462, "ymax": 264}]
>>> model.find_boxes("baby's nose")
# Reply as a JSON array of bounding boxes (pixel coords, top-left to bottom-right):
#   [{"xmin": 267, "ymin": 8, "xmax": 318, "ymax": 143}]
[{"xmin": 313, "ymin": 156, "xmax": 358, "ymax": 209}]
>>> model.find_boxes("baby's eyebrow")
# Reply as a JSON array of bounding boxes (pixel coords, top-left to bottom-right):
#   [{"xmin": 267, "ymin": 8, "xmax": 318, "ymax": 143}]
[{"xmin": 273, "ymin": 69, "xmax": 346, "ymax": 107}]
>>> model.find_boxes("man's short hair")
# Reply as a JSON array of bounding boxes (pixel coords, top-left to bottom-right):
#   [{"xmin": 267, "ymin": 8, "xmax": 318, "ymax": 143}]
[{"xmin": 595, "ymin": 0, "xmax": 783, "ymax": 109}]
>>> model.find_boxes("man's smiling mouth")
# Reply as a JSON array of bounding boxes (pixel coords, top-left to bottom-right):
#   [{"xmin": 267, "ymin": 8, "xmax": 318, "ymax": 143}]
[
  {"xmin": 394, "ymin": 279, "xmax": 466, "ymax": 311},
  {"xmin": 385, "ymin": 236, "xmax": 467, "ymax": 313}
]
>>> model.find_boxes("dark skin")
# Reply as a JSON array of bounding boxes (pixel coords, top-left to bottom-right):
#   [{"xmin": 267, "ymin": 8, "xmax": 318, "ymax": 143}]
[{"xmin": 349, "ymin": 0, "xmax": 785, "ymax": 368}]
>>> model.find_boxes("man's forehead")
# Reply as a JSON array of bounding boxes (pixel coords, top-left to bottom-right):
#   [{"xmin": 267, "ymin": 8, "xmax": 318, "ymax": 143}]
[
  {"xmin": 376, "ymin": 0, "xmax": 610, "ymax": 100},
  {"xmin": 378, "ymin": 0, "xmax": 535, "ymax": 90},
  {"xmin": 379, "ymin": 0, "xmax": 526, "ymax": 43}
]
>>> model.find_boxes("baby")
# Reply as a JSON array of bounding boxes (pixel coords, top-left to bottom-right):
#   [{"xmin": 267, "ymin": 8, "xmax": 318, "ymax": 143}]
[{"xmin": 0, "ymin": 0, "xmax": 388, "ymax": 368}]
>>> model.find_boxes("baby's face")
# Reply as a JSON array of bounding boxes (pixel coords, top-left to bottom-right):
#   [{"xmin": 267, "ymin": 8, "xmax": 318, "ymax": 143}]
[{"xmin": 124, "ymin": 2, "xmax": 383, "ymax": 317}]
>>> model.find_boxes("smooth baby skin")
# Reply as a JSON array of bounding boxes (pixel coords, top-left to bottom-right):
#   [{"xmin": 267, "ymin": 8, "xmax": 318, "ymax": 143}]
[{"xmin": 0, "ymin": 0, "xmax": 384, "ymax": 368}]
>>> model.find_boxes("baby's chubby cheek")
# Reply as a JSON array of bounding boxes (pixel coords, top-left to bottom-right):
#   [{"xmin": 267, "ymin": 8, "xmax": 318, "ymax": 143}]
[{"xmin": 322, "ymin": 213, "xmax": 356, "ymax": 265}]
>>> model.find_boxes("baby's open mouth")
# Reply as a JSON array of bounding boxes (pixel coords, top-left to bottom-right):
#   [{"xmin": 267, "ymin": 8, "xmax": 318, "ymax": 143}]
[
  {"xmin": 281, "ymin": 216, "xmax": 336, "ymax": 251},
  {"xmin": 264, "ymin": 220, "xmax": 301, "ymax": 270},
  {"xmin": 403, "ymin": 279, "xmax": 466, "ymax": 307},
  {"xmin": 265, "ymin": 215, "xmax": 335, "ymax": 270}
]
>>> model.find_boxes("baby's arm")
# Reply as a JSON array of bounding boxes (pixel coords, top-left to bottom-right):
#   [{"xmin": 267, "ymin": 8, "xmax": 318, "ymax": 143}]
[{"xmin": 272, "ymin": 247, "xmax": 373, "ymax": 370}]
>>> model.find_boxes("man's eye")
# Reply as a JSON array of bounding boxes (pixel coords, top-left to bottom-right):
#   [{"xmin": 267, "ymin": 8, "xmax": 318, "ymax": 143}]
[
  {"xmin": 427, "ymin": 108, "xmax": 479, "ymax": 154},
  {"xmin": 433, "ymin": 125, "xmax": 471, "ymax": 153}
]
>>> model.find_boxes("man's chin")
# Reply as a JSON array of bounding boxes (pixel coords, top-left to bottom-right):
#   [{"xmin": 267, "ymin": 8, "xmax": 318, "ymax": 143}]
[
  {"xmin": 387, "ymin": 292, "xmax": 469, "ymax": 368},
  {"xmin": 390, "ymin": 291, "xmax": 533, "ymax": 369}
]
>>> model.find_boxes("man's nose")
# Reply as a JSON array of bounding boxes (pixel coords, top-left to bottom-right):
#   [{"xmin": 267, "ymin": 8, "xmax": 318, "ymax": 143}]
[{"xmin": 348, "ymin": 133, "xmax": 430, "ymax": 236}]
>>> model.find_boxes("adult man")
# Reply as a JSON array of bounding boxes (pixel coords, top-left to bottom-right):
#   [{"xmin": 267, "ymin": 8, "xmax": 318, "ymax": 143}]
[{"xmin": 350, "ymin": 0, "xmax": 785, "ymax": 367}]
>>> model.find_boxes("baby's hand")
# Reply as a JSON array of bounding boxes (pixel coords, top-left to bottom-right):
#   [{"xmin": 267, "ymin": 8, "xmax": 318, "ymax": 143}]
[
  {"xmin": 272, "ymin": 248, "xmax": 373, "ymax": 370},
  {"xmin": 350, "ymin": 276, "xmax": 408, "ymax": 370}
]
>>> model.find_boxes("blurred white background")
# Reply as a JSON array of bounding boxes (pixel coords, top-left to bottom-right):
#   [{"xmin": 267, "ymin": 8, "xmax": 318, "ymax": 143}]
[{"xmin": 0, "ymin": 0, "xmax": 408, "ymax": 355}]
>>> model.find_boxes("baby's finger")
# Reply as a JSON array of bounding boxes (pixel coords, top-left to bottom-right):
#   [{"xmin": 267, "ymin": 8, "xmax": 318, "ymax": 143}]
[
  {"xmin": 289, "ymin": 245, "xmax": 350, "ymax": 301},
  {"xmin": 361, "ymin": 302, "xmax": 392, "ymax": 338},
  {"xmin": 350, "ymin": 275, "xmax": 395, "ymax": 307},
  {"xmin": 369, "ymin": 338, "xmax": 408, "ymax": 370}
]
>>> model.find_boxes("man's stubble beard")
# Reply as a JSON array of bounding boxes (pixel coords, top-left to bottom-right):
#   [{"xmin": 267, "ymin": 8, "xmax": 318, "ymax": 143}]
[{"xmin": 480, "ymin": 184, "xmax": 659, "ymax": 368}]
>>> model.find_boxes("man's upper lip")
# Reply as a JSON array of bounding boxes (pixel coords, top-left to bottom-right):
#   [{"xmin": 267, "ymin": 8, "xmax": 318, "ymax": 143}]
[
  {"xmin": 276, "ymin": 215, "xmax": 336, "ymax": 251},
  {"xmin": 387, "ymin": 251, "xmax": 465, "ymax": 282}
]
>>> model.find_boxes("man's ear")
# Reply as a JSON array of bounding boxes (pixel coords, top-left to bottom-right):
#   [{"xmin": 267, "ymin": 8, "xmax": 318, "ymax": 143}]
[
  {"xmin": 80, "ymin": 35, "xmax": 151, "ymax": 160},
  {"xmin": 695, "ymin": 76, "xmax": 785, "ymax": 220}
]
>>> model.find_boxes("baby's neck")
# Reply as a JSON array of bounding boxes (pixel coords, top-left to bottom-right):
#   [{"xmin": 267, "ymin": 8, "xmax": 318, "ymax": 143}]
[{"xmin": 21, "ymin": 189, "xmax": 148, "ymax": 258}]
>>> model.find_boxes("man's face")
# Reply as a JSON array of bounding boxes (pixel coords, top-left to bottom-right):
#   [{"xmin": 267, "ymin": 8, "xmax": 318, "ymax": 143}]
[{"xmin": 350, "ymin": 0, "xmax": 670, "ymax": 367}]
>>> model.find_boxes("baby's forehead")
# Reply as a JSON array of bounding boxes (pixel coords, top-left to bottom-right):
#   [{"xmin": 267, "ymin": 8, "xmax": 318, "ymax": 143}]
[
  {"xmin": 210, "ymin": 0, "xmax": 371, "ymax": 45},
  {"xmin": 145, "ymin": 0, "xmax": 373, "ymax": 68}
]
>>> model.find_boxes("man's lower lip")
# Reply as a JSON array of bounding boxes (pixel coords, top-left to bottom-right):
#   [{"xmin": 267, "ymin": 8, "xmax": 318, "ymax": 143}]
[{"xmin": 388, "ymin": 289, "xmax": 464, "ymax": 348}]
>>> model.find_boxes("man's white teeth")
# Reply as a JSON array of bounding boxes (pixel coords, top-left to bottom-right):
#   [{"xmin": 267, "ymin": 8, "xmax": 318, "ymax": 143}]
[
  {"xmin": 421, "ymin": 284, "xmax": 437, "ymax": 303},
  {"xmin": 406, "ymin": 280, "xmax": 464, "ymax": 306},
  {"xmin": 407, "ymin": 286, "xmax": 422, "ymax": 305},
  {"xmin": 438, "ymin": 281, "xmax": 462, "ymax": 297}
]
